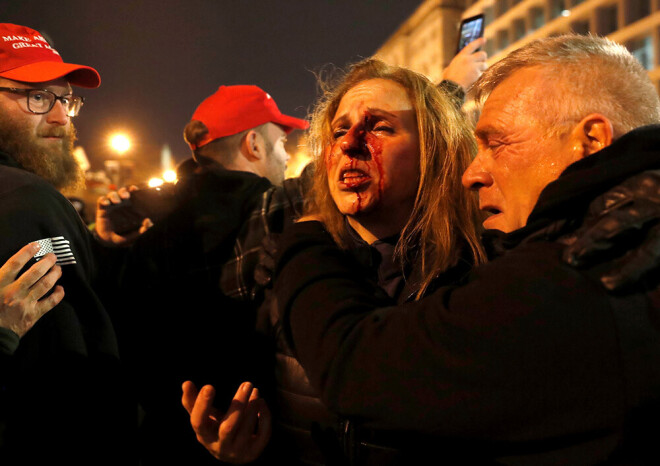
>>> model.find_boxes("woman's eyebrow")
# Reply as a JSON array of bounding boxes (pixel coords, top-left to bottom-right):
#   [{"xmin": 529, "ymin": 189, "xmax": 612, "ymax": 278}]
[
  {"xmin": 331, "ymin": 113, "xmax": 350, "ymax": 127},
  {"xmin": 332, "ymin": 108, "xmax": 400, "ymax": 127},
  {"xmin": 366, "ymin": 108, "xmax": 399, "ymax": 120}
]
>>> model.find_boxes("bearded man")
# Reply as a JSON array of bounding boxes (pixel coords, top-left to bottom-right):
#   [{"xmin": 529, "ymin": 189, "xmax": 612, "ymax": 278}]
[
  {"xmin": 0, "ymin": 23, "xmax": 135, "ymax": 465},
  {"xmin": 0, "ymin": 81, "xmax": 83, "ymax": 193}
]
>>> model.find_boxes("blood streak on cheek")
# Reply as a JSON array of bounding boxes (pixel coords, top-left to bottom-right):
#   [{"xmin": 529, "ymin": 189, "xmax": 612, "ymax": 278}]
[
  {"xmin": 361, "ymin": 111, "xmax": 385, "ymax": 197},
  {"xmin": 350, "ymin": 121, "xmax": 367, "ymax": 211},
  {"xmin": 366, "ymin": 133, "xmax": 384, "ymax": 196}
]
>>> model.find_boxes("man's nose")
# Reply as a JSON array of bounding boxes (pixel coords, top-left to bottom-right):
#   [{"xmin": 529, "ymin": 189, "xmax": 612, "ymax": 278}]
[
  {"xmin": 462, "ymin": 156, "xmax": 493, "ymax": 190},
  {"xmin": 46, "ymin": 99, "xmax": 69, "ymax": 126}
]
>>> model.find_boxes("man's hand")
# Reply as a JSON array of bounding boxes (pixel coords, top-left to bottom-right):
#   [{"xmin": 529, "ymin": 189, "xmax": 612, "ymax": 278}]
[
  {"xmin": 182, "ymin": 381, "xmax": 272, "ymax": 464},
  {"xmin": 441, "ymin": 37, "xmax": 488, "ymax": 92},
  {"xmin": 0, "ymin": 243, "xmax": 64, "ymax": 337},
  {"xmin": 95, "ymin": 186, "xmax": 153, "ymax": 247},
  {"xmin": 563, "ymin": 170, "xmax": 660, "ymax": 290}
]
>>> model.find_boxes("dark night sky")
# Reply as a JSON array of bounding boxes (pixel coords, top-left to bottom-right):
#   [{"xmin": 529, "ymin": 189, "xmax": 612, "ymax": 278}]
[{"xmin": 4, "ymin": 0, "xmax": 423, "ymax": 174}]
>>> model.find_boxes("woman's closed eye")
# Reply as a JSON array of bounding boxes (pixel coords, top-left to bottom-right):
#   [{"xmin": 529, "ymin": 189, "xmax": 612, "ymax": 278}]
[
  {"xmin": 373, "ymin": 124, "xmax": 394, "ymax": 133},
  {"xmin": 332, "ymin": 127, "xmax": 348, "ymax": 139}
]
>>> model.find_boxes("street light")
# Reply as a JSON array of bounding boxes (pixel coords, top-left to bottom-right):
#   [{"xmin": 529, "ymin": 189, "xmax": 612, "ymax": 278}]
[
  {"xmin": 109, "ymin": 133, "xmax": 131, "ymax": 155},
  {"xmin": 163, "ymin": 169, "xmax": 177, "ymax": 183},
  {"xmin": 105, "ymin": 132, "xmax": 133, "ymax": 188},
  {"xmin": 148, "ymin": 177, "xmax": 164, "ymax": 188}
]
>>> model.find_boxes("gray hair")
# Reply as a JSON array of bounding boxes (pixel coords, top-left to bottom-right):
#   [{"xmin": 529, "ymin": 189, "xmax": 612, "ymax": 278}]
[{"xmin": 473, "ymin": 34, "xmax": 660, "ymax": 138}]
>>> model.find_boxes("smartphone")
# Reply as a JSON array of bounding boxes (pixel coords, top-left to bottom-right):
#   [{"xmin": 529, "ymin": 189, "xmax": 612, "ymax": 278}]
[
  {"xmin": 102, "ymin": 185, "xmax": 179, "ymax": 235},
  {"xmin": 456, "ymin": 14, "xmax": 485, "ymax": 54},
  {"xmin": 129, "ymin": 185, "xmax": 178, "ymax": 221}
]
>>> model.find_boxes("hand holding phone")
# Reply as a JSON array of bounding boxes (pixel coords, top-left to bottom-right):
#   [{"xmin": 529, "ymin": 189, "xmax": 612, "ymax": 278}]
[
  {"xmin": 443, "ymin": 36, "xmax": 488, "ymax": 92},
  {"xmin": 95, "ymin": 185, "xmax": 178, "ymax": 245},
  {"xmin": 128, "ymin": 185, "xmax": 178, "ymax": 222},
  {"xmin": 456, "ymin": 14, "xmax": 485, "ymax": 54}
]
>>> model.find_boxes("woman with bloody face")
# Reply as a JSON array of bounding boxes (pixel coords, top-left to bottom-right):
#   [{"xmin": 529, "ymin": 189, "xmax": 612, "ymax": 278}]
[
  {"xmin": 305, "ymin": 58, "xmax": 485, "ymax": 298},
  {"xmin": 262, "ymin": 58, "xmax": 486, "ymax": 465},
  {"xmin": 179, "ymin": 54, "xmax": 490, "ymax": 464}
]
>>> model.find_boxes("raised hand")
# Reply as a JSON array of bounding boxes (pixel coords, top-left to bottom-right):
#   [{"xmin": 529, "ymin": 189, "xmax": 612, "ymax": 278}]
[
  {"xmin": 181, "ymin": 381, "xmax": 272, "ymax": 463},
  {"xmin": 95, "ymin": 186, "xmax": 153, "ymax": 247},
  {"xmin": 441, "ymin": 37, "xmax": 488, "ymax": 92}
]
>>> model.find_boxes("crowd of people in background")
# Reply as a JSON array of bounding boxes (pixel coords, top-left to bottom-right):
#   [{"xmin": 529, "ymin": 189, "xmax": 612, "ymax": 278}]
[{"xmin": 1, "ymin": 19, "xmax": 660, "ymax": 466}]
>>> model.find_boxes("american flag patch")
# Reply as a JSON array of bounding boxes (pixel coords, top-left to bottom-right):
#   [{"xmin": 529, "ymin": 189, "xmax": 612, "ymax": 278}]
[{"xmin": 34, "ymin": 236, "xmax": 77, "ymax": 265}]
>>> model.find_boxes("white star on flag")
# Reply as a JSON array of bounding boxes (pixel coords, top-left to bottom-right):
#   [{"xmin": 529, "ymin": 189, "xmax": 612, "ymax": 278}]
[{"xmin": 34, "ymin": 236, "xmax": 77, "ymax": 265}]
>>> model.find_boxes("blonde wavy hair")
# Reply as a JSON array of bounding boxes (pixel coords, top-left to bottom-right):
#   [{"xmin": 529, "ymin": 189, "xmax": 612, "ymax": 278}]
[{"xmin": 306, "ymin": 58, "xmax": 486, "ymax": 298}]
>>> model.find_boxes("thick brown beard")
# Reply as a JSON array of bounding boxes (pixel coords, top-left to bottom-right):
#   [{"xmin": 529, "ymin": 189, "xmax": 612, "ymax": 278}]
[{"xmin": 0, "ymin": 112, "xmax": 84, "ymax": 192}]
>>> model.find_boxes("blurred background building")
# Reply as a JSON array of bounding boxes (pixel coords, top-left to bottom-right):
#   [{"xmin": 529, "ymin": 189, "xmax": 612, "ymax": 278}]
[
  {"xmin": 375, "ymin": 0, "xmax": 660, "ymax": 92},
  {"xmin": 69, "ymin": 0, "xmax": 658, "ymax": 223}
]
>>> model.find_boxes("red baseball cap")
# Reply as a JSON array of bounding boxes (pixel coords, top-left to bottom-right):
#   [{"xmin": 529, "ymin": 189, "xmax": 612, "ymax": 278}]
[
  {"xmin": 190, "ymin": 85, "xmax": 308, "ymax": 149},
  {"xmin": 0, "ymin": 23, "xmax": 100, "ymax": 88}
]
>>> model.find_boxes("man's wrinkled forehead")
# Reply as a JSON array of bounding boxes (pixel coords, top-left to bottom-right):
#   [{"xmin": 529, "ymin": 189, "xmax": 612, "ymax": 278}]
[{"xmin": 478, "ymin": 67, "xmax": 552, "ymax": 126}]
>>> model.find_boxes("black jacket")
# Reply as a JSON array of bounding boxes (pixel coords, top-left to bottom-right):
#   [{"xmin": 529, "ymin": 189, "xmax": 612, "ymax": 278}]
[
  {"xmin": 0, "ymin": 151, "xmax": 135, "ymax": 465},
  {"xmin": 261, "ymin": 219, "xmax": 474, "ymax": 465},
  {"xmin": 273, "ymin": 125, "xmax": 660, "ymax": 464},
  {"xmin": 110, "ymin": 161, "xmax": 278, "ymax": 465}
]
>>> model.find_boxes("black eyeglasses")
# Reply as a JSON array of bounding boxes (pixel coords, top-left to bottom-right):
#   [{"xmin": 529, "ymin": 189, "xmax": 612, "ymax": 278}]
[{"xmin": 0, "ymin": 87, "xmax": 84, "ymax": 117}]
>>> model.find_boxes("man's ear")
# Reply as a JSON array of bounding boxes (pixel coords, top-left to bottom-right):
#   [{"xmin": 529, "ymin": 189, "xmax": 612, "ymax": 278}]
[
  {"xmin": 571, "ymin": 113, "xmax": 614, "ymax": 158},
  {"xmin": 242, "ymin": 129, "xmax": 265, "ymax": 161}
]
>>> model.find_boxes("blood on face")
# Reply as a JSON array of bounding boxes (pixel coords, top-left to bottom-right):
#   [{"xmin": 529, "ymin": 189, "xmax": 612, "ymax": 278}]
[
  {"xmin": 325, "ymin": 111, "xmax": 385, "ymax": 214},
  {"xmin": 325, "ymin": 78, "xmax": 420, "ymax": 223}
]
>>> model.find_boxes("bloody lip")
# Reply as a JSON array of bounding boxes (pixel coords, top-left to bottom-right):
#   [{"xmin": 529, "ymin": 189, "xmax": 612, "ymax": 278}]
[{"xmin": 338, "ymin": 169, "xmax": 371, "ymax": 190}]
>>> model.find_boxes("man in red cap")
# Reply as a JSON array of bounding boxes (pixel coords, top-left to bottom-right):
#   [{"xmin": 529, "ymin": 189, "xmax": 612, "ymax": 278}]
[
  {"xmin": 94, "ymin": 84, "xmax": 308, "ymax": 465},
  {"xmin": 0, "ymin": 23, "xmax": 135, "ymax": 465},
  {"xmin": 185, "ymin": 84, "xmax": 308, "ymax": 186}
]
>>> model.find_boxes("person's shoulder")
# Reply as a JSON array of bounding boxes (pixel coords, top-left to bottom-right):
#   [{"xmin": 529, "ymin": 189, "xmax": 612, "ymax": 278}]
[
  {"xmin": 0, "ymin": 167, "xmax": 84, "ymax": 245},
  {"xmin": 0, "ymin": 163, "xmax": 56, "ymax": 196},
  {"xmin": 276, "ymin": 175, "xmax": 308, "ymax": 216},
  {"xmin": 0, "ymin": 167, "xmax": 66, "ymax": 213}
]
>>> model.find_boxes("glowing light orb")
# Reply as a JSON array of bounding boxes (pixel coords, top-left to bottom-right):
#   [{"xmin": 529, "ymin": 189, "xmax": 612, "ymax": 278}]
[
  {"xmin": 163, "ymin": 169, "xmax": 177, "ymax": 183},
  {"xmin": 148, "ymin": 177, "xmax": 164, "ymax": 188},
  {"xmin": 109, "ymin": 134, "xmax": 131, "ymax": 154}
]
